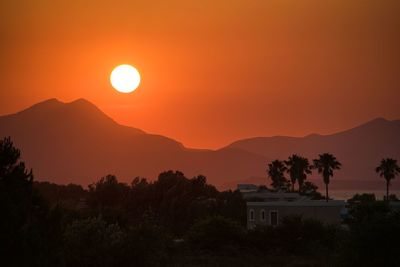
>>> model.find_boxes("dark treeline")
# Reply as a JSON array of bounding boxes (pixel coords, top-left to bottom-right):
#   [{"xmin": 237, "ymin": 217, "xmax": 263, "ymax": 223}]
[
  {"xmin": 35, "ymin": 172, "xmax": 246, "ymax": 235},
  {"xmin": 1, "ymin": 137, "xmax": 400, "ymax": 266}
]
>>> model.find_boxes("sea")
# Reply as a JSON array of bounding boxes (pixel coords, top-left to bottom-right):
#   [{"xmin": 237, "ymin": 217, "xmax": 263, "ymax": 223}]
[{"xmin": 330, "ymin": 190, "xmax": 400, "ymax": 200}]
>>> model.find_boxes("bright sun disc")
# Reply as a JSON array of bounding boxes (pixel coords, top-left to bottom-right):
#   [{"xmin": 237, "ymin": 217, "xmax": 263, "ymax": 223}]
[{"xmin": 110, "ymin": 64, "xmax": 141, "ymax": 93}]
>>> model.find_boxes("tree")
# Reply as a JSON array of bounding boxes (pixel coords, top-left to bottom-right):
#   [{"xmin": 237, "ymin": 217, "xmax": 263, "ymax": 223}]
[
  {"xmin": 375, "ymin": 158, "xmax": 400, "ymax": 201},
  {"xmin": 88, "ymin": 175, "xmax": 130, "ymax": 225},
  {"xmin": 0, "ymin": 137, "xmax": 54, "ymax": 265},
  {"xmin": 342, "ymin": 208, "xmax": 400, "ymax": 266},
  {"xmin": 186, "ymin": 215, "xmax": 245, "ymax": 251},
  {"xmin": 267, "ymin": 160, "xmax": 290, "ymax": 191},
  {"xmin": 300, "ymin": 181, "xmax": 323, "ymax": 199},
  {"xmin": 313, "ymin": 153, "xmax": 341, "ymax": 202},
  {"xmin": 346, "ymin": 193, "xmax": 390, "ymax": 224},
  {"xmin": 285, "ymin": 154, "xmax": 312, "ymax": 192},
  {"xmin": 63, "ymin": 217, "xmax": 125, "ymax": 267},
  {"xmin": 0, "ymin": 137, "xmax": 33, "ymax": 257},
  {"xmin": 152, "ymin": 170, "xmax": 219, "ymax": 235},
  {"xmin": 88, "ymin": 175, "xmax": 130, "ymax": 208},
  {"xmin": 121, "ymin": 224, "xmax": 171, "ymax": 266}
]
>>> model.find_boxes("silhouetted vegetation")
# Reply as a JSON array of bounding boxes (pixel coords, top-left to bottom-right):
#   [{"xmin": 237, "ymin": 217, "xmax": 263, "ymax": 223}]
[
  {"xmin": 340, "ymin": 193, "xmax": 400, "ymax": 266},
  {"xmin": 376, "ymin": 158, "xmax": 400, "ymax": 201},
  {"xmin": 2, "ymin": 137, "xmax": 400, "ymax": 266},
  {"xmin": 267, "ymin": 159, "xmax": 290, "ymax": 192},
  {"xmin": 285, "ymin": 154, "xmax": 312, "ymax": 192},
  {"xmin": 267, "ymin": 155, "xmax": 325, "ymax": 199},
  {"xmin": 313, "ymin": 153, "xmax": 341, "ymax": 202}
]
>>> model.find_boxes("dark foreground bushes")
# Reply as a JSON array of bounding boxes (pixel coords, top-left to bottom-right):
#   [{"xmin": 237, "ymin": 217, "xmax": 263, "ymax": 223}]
[{"xmin": 2, "ymin": 137, "xmax": 400, "ymax": 266}]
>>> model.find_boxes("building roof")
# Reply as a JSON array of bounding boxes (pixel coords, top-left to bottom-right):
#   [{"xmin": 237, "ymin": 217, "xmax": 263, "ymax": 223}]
[
  {"xmin": 237, "ymin": 184, "xmax": 259, "ymax": 193},
  {"xmin": 247, "ymin": 200, "xmax": 346, "ymax": 207},
  {"xmin": 242, "ymin": 190, "xmax": 309, "ymax": 201}
]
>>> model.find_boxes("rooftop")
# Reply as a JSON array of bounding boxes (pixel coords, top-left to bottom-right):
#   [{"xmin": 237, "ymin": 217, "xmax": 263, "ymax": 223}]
[{"xmin": 247, "ymin": 200, "xmax": 346, "ymax": 207}]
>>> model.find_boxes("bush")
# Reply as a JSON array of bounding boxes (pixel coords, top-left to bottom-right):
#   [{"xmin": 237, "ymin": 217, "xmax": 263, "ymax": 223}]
[
  {"xmin": 339, "ymin": 211, "xmax": 400, "ymax": 266},
  {"xmin": 186, "ymin": 215, "xmax": 245, "ymax": 252},
  {"xmin": 63, "ymin": 217, "xmax": 125, "ymax": 267},
  {"xmin": 120, "ymin": 224, "xmax": 172, "ymax": 267}
]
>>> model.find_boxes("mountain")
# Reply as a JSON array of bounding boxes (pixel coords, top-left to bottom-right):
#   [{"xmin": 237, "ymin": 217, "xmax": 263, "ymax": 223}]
[
  {"xmin": 1, "ymin": 98, "xmax": 399, "ymax": 191},
  {"xmin": 0, "ymin": 99, "xmax": 267, "ymax": 188},
  {"xmin": 227, "ymin": 118, "xmax": 400, "ymax": 190}
]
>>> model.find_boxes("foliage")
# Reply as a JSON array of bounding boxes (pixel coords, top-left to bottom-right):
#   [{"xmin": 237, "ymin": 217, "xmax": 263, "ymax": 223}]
[
  {"xmin": 63, "ymin": 217, "xmax": 125, "ymax": 267},
  {"xmin": 87, "ymin": 174, "xmax": 130, "ymax": 225},
  {"xmin": 339, "ymin": 211, "xmax": 400, "ymax": 267},
  {"xmin": 376, "ymin": 158, "xmax": 400, "ymax": 201},
  {"xmin": 267, "ymin": 156, "xmax": 323, "ymax": 198},
  {"xmin": 186, "ymin": 215, "xmax": 245, "ymax": 252},
  {"xmin": 0, "ymin": 137, "xmax": 44, "ymax": 266},
  {"xmin": 299, "ymin": 181, "xmax": 324, "ymax": 199},
  {"xmin": 215, "ymin": 189, "xmax": 247, "ymax": 226},
  {"xmin": 34, "ymin": 181, "xmax": 87, "ymax": 209},
  {"xmin": 0, "ymin": 137, "xmax": 34, "ymax": 234},
  {"xmin": 149, "ymin": 171, "xmax": 220, "ymax": 234},
  {"xmin": 3, "ymin": 136, "xmax": 400, "ymax": 266},
  {"xmin": 285, "ymin": 154, "xmax": 312, "ymax": 192},
  {"xmin": 346, "ymin": 194, "xmax": 390, "ymax": 224},
  {"xmin": 247, "ymin": 216, "xmax": 345, "ymax": 266},
  {"xmin": 120, "ymin": 224, "xmax": 172, "ymax": 267},
  {"xmin": 88, "ymin": 174, "xmax": 130, "ymax": 208},
  {"xmin": 267, "ymin": 159, "xmax": 290, "ymax": 191},
  {"xmin": 313, "ymin": 153, "xmax": 341, "ymax": 201}
]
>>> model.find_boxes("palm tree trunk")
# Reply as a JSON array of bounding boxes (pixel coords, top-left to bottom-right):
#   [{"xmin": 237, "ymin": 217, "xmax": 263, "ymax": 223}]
[
  {"xmin": 325, "ymin": 183, "xmax": 329, "ymax": 202},
  {"xmin": 386, "ymin": 179, "xmax": 389, "ymax": 202}
]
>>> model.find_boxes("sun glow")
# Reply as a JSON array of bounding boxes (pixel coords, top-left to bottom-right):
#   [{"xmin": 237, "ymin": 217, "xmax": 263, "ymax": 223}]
[{"xmin": 110, "ymin": 64, "xmax": 141, "ymax": 93}]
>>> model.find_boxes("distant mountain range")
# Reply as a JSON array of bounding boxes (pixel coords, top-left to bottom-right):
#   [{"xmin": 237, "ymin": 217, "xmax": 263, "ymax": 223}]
[
  {"xmin": 1, "ymin": 99, "xmax": 399, "ymax": 190},
  {"xmin": 228, "ymin": 117, "xmax": 400, "ymax": 190}
]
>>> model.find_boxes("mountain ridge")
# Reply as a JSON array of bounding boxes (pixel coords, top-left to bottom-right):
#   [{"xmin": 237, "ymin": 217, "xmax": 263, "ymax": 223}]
[
  {"xmin": 0, "ymin": 98, "xmax": 399, "ymax": 190},
  {"xmin": 0, "ymin": 98, "xmax": 267, "ymax": 188},
  {"xmin": 226, "ymin": 117, "xmax": 400, "ymax": 189}
]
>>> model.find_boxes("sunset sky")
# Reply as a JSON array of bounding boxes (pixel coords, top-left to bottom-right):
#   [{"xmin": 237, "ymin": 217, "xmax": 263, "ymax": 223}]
[{"xmin": 1, "ymin": 0, "xmax": 399, "ymax": 149}]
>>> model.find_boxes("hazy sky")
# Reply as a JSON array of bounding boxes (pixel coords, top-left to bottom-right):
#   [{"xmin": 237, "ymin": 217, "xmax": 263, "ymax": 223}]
[{"xmin": 1, "ymin": 0, "xmax": 399, "ymax": 149}]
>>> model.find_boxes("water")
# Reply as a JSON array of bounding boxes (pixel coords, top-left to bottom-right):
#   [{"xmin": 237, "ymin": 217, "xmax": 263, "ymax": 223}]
[{"xmin": 330, "ymin": 190, "xmax": 400, "ymax": 200}]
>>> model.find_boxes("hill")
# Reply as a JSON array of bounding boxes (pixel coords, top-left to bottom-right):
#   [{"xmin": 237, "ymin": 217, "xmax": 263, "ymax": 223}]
[
  {"xmin": 227, "ymin": 118, "xmax": 400, "ymax": 190},
  {"xmin": 0, "ymin": 99, "xmax": 266, "ymax": 188},
  {"xmin": 1, "ymin": 98, "xmax": 399, "ymax": 190}
]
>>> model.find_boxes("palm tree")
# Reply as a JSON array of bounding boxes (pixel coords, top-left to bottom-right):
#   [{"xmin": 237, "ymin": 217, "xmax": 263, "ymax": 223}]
[
  {"xmin": 267, "ymin": 160, "xmax": 289, "ymax": 191},
  {"xmin": 284, "ymin": 154, "xmax": 312, "ymax": 192},
  {"xmin": 376, "ymin": 158, "xmax": 400, "ymax": 201},
  {"xmin": 313, "ymin": 153, "xmax": 341, "ymax": 202}
]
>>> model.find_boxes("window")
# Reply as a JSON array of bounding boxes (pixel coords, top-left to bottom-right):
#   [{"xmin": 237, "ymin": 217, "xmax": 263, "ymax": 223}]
[
  {"xmin": 249, "ymin": 209, "xmax": 255, "ymax": 221},
  {"xmin": 270, "ymin": 210, "xmax": 278, "ymax": 226},
  {"xmin": 260, "ymin": 209, "xmax": 266, "ymax": 221}
]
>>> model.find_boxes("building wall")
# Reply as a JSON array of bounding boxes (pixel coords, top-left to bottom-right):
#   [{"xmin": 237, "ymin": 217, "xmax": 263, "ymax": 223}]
[{"xmin": 247, "ymin": 203, "xmax": 343, "ymax": 229}]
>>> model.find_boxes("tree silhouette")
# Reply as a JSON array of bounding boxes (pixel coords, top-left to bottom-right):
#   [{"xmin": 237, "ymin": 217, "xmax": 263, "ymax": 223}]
[
  {"xmin": 0, "ymin": 137, "xmax": 35, "ymax": 263},
  {"xmin": 0, "ymin": 136, "xmax": 33, "ymax": 206},
  {"xmin": 63, "ymin": 217, "xmax": 125, "ymax": 267},
  {"xmin": 285, "ymin": 154, "xmax": 312, "ymax": 192},
  {"xmin": 88, "ymin": 174, "xmax": 130, "ymax": 208},
  {"xmin": 300, "ymin": 181, "xmax": 323, "ymax": 199},
  {"xmin": 313, "ymin": 153, "xmax": 341, "ymax": 202},
  {"xmin": 87, "ymin": 174, "xmax": 130, "ymax": 225},
  {"xmin": 375, "ymin": 158, "xmax": 400, "ymax": 201},
  {"xmin": 186, "ymin": 215, "xmax": 245, "ymax": 251},
  {"xmin": 267, "ymin": 160, "xmax": 290, "ymax": 191}
]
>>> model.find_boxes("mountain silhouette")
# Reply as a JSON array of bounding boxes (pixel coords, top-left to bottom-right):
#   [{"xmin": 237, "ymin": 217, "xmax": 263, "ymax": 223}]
[
  {"xmin": 0, "ymin": 99, "xmax": 266, "ymax": 188},
  {"xmin": 1, "ymin": 99, "xmax": 399, "ymax": 190},
  {"xmin": 227, "ymin": 118, "xmax": 400, "ymax": 190}
]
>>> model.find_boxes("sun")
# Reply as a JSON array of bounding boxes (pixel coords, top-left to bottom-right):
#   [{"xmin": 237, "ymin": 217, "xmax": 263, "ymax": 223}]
[{"xmin": 110, "ymin": 64, "xmax": 141, "ymax": 93}]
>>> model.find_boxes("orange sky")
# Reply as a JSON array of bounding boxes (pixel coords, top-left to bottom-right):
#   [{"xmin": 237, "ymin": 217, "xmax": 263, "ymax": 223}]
[{"xmin": 1, "ymin": 0, "xmax": 399, "ymax": 149}]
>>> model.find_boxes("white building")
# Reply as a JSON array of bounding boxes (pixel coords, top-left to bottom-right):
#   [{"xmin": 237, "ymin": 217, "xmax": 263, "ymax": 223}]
[{"xmin": 238, "ymin": 185, "xmax": 346, "ymax": 229}]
